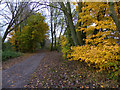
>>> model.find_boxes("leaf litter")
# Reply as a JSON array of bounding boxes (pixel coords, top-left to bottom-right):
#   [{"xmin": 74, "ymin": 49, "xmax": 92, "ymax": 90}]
[{"xmin": 24, "ymin": 51, "xmax": 119, "ymax": 88}]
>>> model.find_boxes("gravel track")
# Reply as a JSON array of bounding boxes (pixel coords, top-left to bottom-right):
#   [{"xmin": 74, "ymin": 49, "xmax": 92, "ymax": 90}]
[{"xmin": 2, "ymin": 53, "xmax": 45, "ymax": 88}]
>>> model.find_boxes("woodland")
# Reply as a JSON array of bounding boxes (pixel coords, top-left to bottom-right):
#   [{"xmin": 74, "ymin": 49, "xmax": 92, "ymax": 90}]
[{"xmin": 0, "ymin": 0, "xmax": 120, "ymax": 88}]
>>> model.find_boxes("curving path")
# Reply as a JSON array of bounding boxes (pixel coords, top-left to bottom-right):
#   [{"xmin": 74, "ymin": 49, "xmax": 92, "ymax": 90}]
[{"xmin": 2, "ymin": 53, "xmax": 45, "ymax": 88}]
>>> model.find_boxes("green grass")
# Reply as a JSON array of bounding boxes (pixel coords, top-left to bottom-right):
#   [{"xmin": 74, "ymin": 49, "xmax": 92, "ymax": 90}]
[{"xmin": 2, "ymin": 50, "xmax": 22, "ymax": 61}]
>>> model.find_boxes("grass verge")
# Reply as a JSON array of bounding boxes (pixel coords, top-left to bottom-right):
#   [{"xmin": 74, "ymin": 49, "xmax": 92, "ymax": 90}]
[{"xmin": 2, "ymin": 50, "xmax": 22, "ymax": 61}]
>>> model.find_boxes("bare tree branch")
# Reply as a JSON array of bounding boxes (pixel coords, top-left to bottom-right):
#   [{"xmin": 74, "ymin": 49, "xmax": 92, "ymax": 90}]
[
  {"xmin": 0, "ymin": 23, "xmax": 9, "ymax": 27},
  {"xmin": 2, "ymin": 1, "xmax": 45, "ymax": 42}
]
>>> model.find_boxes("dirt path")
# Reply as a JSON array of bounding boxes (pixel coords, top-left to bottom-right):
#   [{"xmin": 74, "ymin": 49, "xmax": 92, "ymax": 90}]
[
  {"xmin": 2, "ymin": 53, "xmax": 36, "ymax": 70},
  {"xmin": 2, "ymin": 53, "xmax": 45, "ymax": 88}
]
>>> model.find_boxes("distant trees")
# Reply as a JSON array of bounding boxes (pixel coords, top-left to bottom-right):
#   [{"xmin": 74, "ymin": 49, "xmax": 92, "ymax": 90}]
[
  {"xmin": 50, "ymin": 2, "xmax": 65, "ymax": 51},
  {"xmin": 9, "ymin": 13, "xmax": 49, "ymax": 52}
]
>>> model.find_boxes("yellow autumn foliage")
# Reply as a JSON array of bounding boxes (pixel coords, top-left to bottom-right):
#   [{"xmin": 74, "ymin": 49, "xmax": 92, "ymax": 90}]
[
  {"xmin": 67, "ymin": 41, "xmax": 120, "ymax": 72},
  {"xmin": 67, "ymin": 2, "xmax": 120, "ymax": 76}
]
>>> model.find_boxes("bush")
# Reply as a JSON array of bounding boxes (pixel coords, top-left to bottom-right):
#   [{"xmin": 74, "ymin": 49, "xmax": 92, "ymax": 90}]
[
  {"xmin": 2, "ymin": 41, "xmax": 13, "ymax": 51},
  {"xmin": 2, "ymin": 50, "xmax": 22, "ymax": 61},
  {"xmin": 67, "ymin": 42, "xmax": 120, "ymax": 78}
]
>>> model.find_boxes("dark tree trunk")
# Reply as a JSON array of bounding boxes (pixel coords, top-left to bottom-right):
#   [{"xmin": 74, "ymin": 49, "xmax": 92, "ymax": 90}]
[{"xmin": 50, "ymin": 4, "xmax": 54, "ymax": 51}]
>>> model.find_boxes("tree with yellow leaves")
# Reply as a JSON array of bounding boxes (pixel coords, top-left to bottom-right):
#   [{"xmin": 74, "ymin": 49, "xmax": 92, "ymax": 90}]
[{"xmin": 66, "ymin": 2, "xmax": 120, "ymax": 78}]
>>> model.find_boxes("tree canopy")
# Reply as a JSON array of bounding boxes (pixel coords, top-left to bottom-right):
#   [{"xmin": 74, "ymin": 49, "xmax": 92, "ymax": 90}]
[{"xmin": 9, "ymin": 13, "xmax": 49, "ymax": 52}]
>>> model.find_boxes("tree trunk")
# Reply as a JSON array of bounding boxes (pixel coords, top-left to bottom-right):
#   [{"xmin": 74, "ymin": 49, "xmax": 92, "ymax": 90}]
[
  {"xmin": 54, "ymin": 23, "xmax": 57, "ymax": 49},
  {"xmin": 109, "ymin": 2, "xmax": 120, "ymax": 32},
  {"xmin": 2, "ymin": 18, "xmax": 14, "ymax": 43},
  {"xmin": 58, "ymin": 19, "xmax": 64, "ymax": 45},
  {"xmin": 53, "ymin": 7, "xmax": 57, "ymax": 50},
  {"xmin": 50, "ymin": 4, "xmax": 54, "ymax": 51},
  {"xmin": 2, "ymin": 30, "xmax": 9, "ymax": 43},
  {"xmin": 59, "ymin": 2, "xmax": 79, "ymax": 46},
  {"xmin": 15, "ymin": 21, "xmax": 19, "ymax": 52},
  {"xmin": 76, "ymin": 1, "xmax": 84, "ymax": 45}
]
